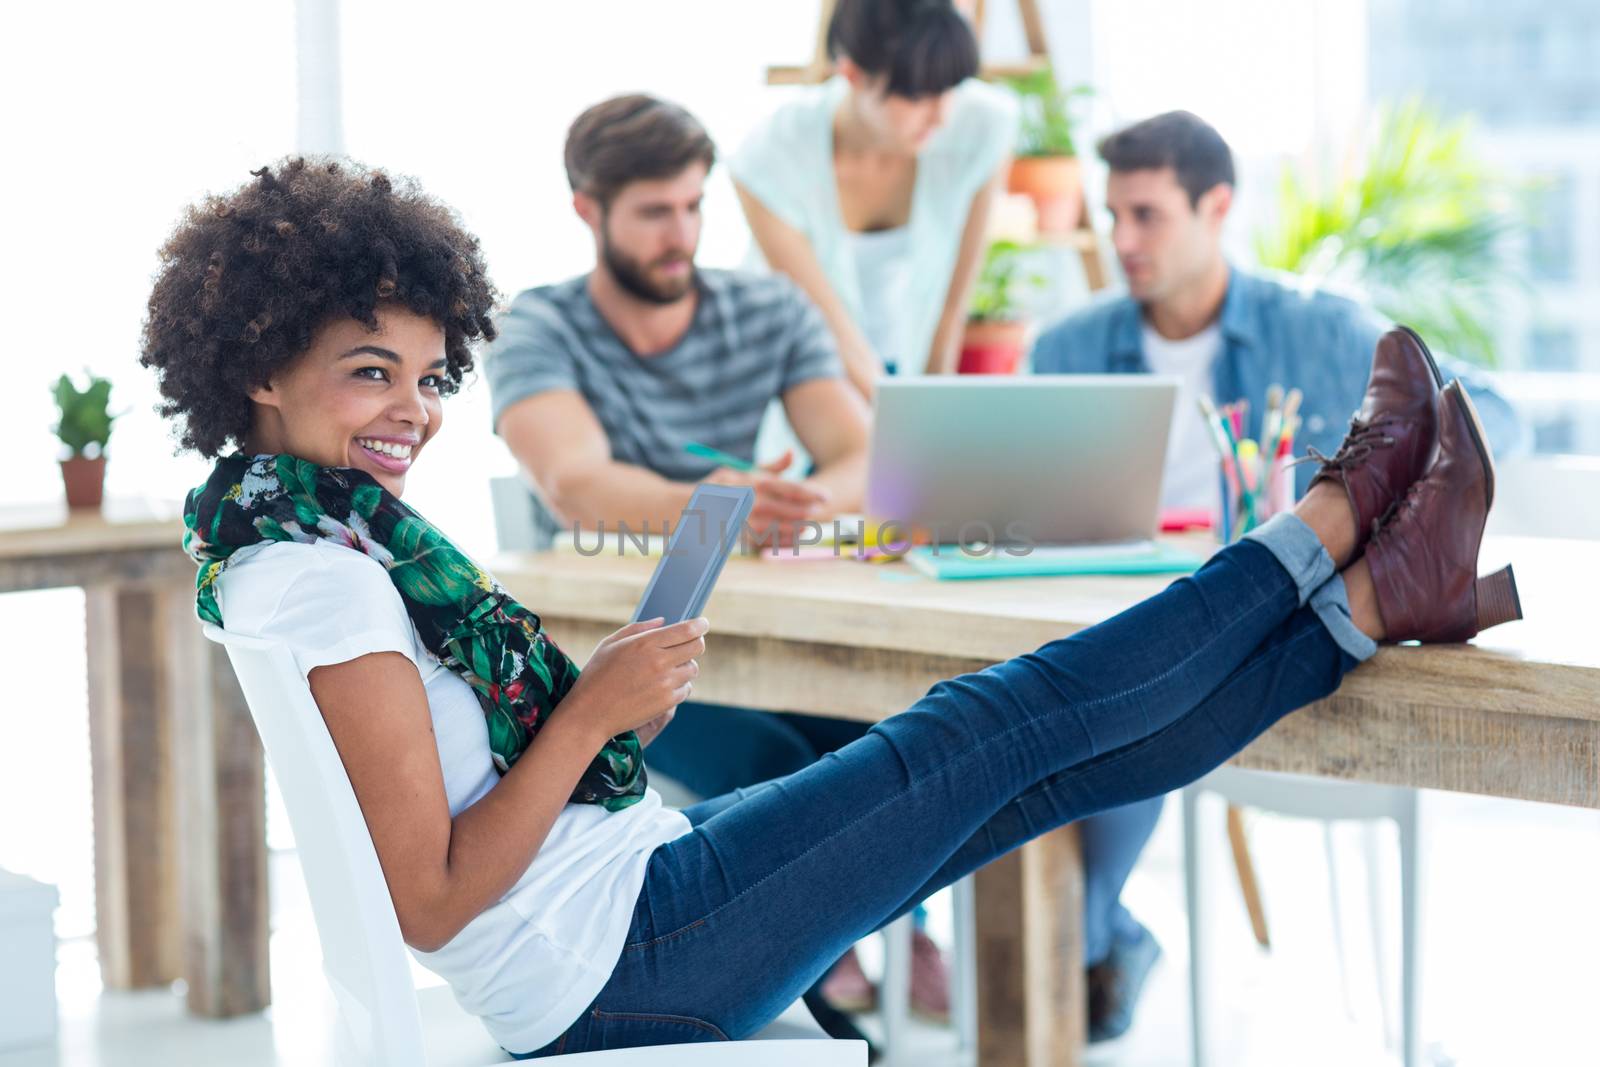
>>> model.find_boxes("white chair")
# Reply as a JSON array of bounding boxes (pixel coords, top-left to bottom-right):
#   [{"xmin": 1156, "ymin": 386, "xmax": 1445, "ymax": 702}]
[
  {"xmin": 877, "ymin": 881, "xmax": 978, "ymax": 1062},
  {"xmin": 204, "ymin": 625, "xmax": 864, "ymax": 1066},
  {"xmin": 1183, "ymin": 766, "xmax": 1421, "ymax": 1067},
  {"xmin": 489, "ymin": 474, "xmax": 553, "ymax": 553},
  {"xmin": 1484, "ymin": 454, "xmax": 1600, "ymax": 538}
]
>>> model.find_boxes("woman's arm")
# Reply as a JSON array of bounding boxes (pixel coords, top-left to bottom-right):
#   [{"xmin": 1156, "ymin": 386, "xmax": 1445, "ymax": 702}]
[
  {"xmin": 923, "ymin": 162, "xmax": 1010, "ymax": 376},
  {"xmin": 309, "ymin": 618, "xmax": 706, "ymax": 952},
  {"xmin": 308, "ymin": 652, "xmax": 596, "ymax": 952},
  {"xmin": 734, "ymin": 180, "xmax": 881, "ymax": 402}
]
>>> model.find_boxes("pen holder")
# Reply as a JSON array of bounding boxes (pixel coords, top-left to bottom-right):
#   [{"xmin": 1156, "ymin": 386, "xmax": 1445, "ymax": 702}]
[
  {"xmin": 1218, "ymin": 453, "xmax": 1295, "ymax": 544},
  {"xmin": 1205, "ymin": 387, "xmax": 1304, "ymax": 546}
]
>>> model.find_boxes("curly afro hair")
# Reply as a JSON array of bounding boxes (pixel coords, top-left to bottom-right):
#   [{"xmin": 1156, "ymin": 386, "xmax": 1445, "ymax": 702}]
[{"xmin": 140, "ymin": 156, "xmax": 499, "ymax": 457}]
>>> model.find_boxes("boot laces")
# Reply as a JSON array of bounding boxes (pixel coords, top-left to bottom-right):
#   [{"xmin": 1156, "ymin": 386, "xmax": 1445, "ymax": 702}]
[
  {"xmin": 1368, "ymin": 477, "xmax": 1424, "ymax": 548},
  {"xmin": 1296, "ymin": 414, "xmax": 1397, "ymax": 474}
]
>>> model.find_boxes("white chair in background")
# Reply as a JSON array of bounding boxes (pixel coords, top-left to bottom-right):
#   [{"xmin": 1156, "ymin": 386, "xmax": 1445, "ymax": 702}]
[
  {"xmin": 204, "ymin": 625, "xmax": 864, "ymax": 1067},
  {"xmin": 1484, "ymin": 454, "xmax": 1600, "ymax": 539},
  {"xmin": 1183, "ymin": 766, "xmax": 1421, "ymax": 1067},
  {"xmin": 489, "ymin": 474, "xmax": 552, "ymax": 553},
  {"xmin": 877, "ymin": 878, "xmax": 978, "ymax": 1063}
]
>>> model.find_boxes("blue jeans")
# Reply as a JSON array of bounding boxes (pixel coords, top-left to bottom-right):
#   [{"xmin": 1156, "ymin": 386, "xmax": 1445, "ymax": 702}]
[
  {"xmin": 513, "ymin": 518, "xmax": 1373, "ymax": 1056},
  {"xmin": 648, "ymin": 705, "xmax": 1162, "ymax": 961}
]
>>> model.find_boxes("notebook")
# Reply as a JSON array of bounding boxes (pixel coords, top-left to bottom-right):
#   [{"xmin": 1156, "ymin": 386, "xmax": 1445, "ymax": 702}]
[{"xmin": 904, "ymin": 540, "xmax": 1205, "ymax": 581}]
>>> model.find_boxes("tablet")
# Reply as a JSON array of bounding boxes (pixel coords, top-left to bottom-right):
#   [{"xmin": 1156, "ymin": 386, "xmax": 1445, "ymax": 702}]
[{"xmin": 632, "ymin": 485, "xmax": 756, "ymax": 624}]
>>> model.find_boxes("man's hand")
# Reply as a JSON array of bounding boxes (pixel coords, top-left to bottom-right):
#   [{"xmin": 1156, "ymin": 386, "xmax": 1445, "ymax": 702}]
[{"xmin": 705, "ymin": 450, "xmax": 832, "ymax": 548}]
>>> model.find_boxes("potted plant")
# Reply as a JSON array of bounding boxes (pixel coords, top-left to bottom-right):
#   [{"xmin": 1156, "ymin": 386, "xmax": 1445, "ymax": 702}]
[
  {"xmin": 1253, "ymin": 99, "xmax": 1525, "ymax": 368},
  {"xmin": 959, "ymin": 240, "xmax": 1045, "ymax": 374},
  {"xmin": 52, "ymin": 371, "xmax": 117, "ymax": 509},
  {"xmin": 1003, "ymin": 66, "xmax": 1093, "ymax": 235}
]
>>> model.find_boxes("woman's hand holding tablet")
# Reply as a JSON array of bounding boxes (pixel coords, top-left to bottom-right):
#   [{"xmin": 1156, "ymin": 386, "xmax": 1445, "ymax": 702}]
[
  {"xmin": 563, "ymin": 616, "xmax": 709, "ymax": 743},
  {"xmin": 561, "ymin": 486, "xmax": 754, "ymax": 745},
  {"xmin": 632, "ymin": 485, "xmax": 756, "ymax": 624}
]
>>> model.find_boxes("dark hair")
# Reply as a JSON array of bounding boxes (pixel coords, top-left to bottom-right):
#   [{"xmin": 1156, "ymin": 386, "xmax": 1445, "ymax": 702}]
[
  {"xmin": 139, "ymin": 157, "xmax": 498, "ymax": 458},
  {"xmin": 1096, "ymin": 111, "xmax": 1236, "ymax": 206},
  {"xmin": 564, "ymin": 95, "xmax": 717, "ymax": 207},
  {"xmin": 827, "ymin": 0, "xmax": 979, "ymax": 98}
]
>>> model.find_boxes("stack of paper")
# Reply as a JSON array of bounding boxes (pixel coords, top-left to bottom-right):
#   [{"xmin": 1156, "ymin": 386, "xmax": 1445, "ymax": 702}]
[{"xmin": 905, "ymin": 540, "xmax": 1205, "ymax": 581}]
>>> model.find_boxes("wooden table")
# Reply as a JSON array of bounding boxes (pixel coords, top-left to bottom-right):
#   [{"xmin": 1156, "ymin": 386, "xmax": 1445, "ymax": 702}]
[
  {"xmin": 0, "ymin": 501, "xmax": 267, "ymax": 1018},
  {"xmin": 493, "ymin": 537, "xmax": 1600, "ymax": 1067},
  {"xmin": 8, "ymin": 501, "xmax": 1597, "ymax": 1060}
]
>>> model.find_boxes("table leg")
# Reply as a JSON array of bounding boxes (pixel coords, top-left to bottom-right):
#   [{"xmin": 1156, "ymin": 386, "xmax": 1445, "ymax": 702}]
[
  {"xmin": 974, "ymin": 823, "xmax": 1085, "ymax": 1067},
  {"xmin": 1226, "ymin": 804, "xmax": 1271, "ymax": 948},
  {"xmin": 166, "ymin": 590, "xmax": 271, "ymax": 1016},
  {"xmin": 85, "ymin": 585, "xmax": 182, "ymax": 989}
]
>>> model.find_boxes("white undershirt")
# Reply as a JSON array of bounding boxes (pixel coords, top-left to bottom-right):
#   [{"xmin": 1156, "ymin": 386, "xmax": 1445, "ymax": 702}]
[
  {"xmin": 214, "ymin": 539, "xmax": 691, "ymax": 1054},
  {"xmin": 849, "ymin": 225, "xmax": 914, "ymax": 374},
  {"xmin": 1142, "ymin": 321, "xmax": 1225, "ymax": 513}
]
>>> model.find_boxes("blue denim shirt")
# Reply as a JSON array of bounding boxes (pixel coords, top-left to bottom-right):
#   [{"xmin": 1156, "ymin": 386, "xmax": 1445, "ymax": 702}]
[{"xmin": 1030, "ymin": 267, "xmax": 1526, "ymax": 497}]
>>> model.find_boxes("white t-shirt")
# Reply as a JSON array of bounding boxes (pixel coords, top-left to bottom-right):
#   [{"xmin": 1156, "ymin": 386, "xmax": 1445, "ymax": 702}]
[
  {"xmin": 1142, "ymin": 322, "xmax": 1224, "ymax": 513},
  {"xmin": 849, "ymin": 225, "xmax": 914, "ymax": 373},
  {"xmin": 214, "ymin": 539, "xmax": 691, "ymax": 1054}
]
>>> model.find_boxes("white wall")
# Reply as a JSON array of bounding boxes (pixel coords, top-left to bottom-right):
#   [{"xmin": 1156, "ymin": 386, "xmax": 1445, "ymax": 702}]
[
  {"xmin": 3, "ymin": 1, "xmax": 821, "ymax": 559},
  {"xmin": 4, "ymin": 0, "xmax": 1382, "ymax": 558}
]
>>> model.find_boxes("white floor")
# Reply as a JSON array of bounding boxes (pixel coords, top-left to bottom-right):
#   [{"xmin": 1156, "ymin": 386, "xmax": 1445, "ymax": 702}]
[
  {"xmin": 2, "ymin": 788, "xmax": 1598, "ymax": 1067},
  {"xmin": 3, "ymin": 588, "xmax": 1599, "ymax": 1065}
]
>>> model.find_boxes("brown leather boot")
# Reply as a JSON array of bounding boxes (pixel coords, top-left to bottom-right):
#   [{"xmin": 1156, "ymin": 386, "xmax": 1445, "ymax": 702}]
[
  {"xmin": 1365, "ymin": 380, "xmax": 1523, "ymax": 643},
  {"xmin": 1307, "ymin": 325, "xmax": 1445, "ymax": 554}
]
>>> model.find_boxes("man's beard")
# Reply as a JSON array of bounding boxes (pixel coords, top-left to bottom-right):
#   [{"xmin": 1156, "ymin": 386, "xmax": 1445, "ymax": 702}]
[{"xmin": 601, "ymin": 230, "xmax": 697, "ymax": 306}]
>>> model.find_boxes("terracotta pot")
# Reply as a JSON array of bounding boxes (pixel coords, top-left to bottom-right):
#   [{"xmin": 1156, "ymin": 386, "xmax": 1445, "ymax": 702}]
[
  {"xmin": 958, "ymin": 319, "xmax": 1028, "ymax": 375},
  {"xmin": 60, "ymin": 454, "xmax": 106, "ymax": 509},
  {"xmin": 1006, "ymin": 155, "xmax": 1083, "ymax": 235}
]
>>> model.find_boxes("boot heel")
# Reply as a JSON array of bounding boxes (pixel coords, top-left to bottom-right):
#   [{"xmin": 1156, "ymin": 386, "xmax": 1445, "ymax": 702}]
[{"xmin": 1476, "ymin": 565, "xmax": 1523, "ymax": 632}]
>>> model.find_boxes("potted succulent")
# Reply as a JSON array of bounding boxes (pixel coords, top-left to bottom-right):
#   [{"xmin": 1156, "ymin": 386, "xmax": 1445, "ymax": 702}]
[
  {"xmin": 959, "ymin": 240, "xmax": 1046, "ymax": 374},
  {"xmin": 52, "ymin": 371, "xmax": 118, "ymax": 509},
  {"xmin": 1003, "ymin": 66, "xmax": 1093, "ymax": 235}
]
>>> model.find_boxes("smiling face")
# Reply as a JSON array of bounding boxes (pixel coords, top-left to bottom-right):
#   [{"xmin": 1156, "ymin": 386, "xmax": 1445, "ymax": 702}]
[{"xmin": 245, "ymin": 306, "xmax": 448, "ymax": 497}]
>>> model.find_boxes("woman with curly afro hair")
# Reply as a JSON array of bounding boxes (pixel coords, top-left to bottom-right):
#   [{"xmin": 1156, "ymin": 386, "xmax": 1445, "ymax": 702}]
[
  {"xmin": 141, "ymin": 156, "xmax": 497, "ymax": 470},
  {"xmin": 144, "ymin": 156, "xmax": 1512, "ymax": 1059}
]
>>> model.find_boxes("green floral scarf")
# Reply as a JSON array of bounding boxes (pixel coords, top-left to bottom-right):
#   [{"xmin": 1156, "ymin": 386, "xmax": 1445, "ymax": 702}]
[{"xmin": 184, "ymin": 452, "xmax": 645, "ymax": 811}]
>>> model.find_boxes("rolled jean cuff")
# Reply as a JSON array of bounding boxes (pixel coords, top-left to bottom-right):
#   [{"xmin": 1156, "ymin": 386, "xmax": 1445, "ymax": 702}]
[
  {"xmin": 1242, "ymin": 512, "xmax": 1336, "ymax": 607},
  {"xmin": 1309, "ymin": 575, "xmax": 1379, "ymax": 662}
]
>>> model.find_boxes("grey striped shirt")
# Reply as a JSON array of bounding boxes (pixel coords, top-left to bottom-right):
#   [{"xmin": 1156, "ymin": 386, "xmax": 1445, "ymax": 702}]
[{"xmin": 484, "ymin": 270, "xmax": 842, "ymax": 538}]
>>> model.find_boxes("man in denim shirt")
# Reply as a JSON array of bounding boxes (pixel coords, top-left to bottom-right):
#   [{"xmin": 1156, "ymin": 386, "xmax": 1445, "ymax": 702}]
[
  {"xmin": 1034, "ymin": 112, "xmax": 1523, "ymax": 505},
  {"xmin": 1030, "ymin": 110, "xmax": 1522, "ymax": 1042}
]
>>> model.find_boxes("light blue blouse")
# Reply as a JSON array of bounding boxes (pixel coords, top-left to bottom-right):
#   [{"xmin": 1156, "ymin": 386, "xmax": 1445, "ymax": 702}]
[
  {"xmin": 848, "ymin": 225, "xmax": 913, "ymax": 373},
  {"xmin": 730, "ymin": 76, "xmax": 1018, "ymax": 375}
]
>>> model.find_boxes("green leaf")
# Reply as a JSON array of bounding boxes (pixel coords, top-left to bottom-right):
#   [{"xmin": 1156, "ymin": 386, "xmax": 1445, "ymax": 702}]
[
  {"xmin": 390, "ymin": 556, "xmax": 478, "ymax": 606},
  {"xmin": 51, "ymin": 371, "xmax": 115, "ymax": 454},
  {"xmin": 969, "ymin": 239, "xmax": 1047, "ymax": 322},
  {"xmin": 351, "ymin": 483, "xmax": 382, "ymax": 520},
  {"xmin": 524, "ymin": 646, "xmax": 553, "ymax": 691},
  {"xmin": 379, "ymin": 518, "xmax": 487, "ymax": 605},
  {"xmin": 486, "ymin": 709, "xmax": 523, "ymax": 760},
  {"xmin": 999, "ymin": 66, "xmax": 1092, "ymax": 158},
  {"xmin": 1252, "ymin": 98, "xmax": 1529, "ymax": 367}
]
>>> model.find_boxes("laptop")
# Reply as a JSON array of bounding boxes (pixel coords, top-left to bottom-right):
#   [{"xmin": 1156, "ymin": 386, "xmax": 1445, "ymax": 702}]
[{"xmin": 864, "ymin": 375, "xmax": 1179, "ymax": 548}]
